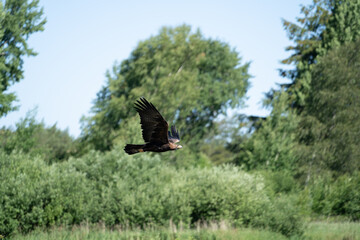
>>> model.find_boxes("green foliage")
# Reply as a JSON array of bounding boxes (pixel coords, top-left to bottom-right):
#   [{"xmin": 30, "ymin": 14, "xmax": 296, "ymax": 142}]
[
  {"xmin": 10, "ymin": 226, "xmax": 293, "ymax": 240},
  {"xmin": 260, "ymin": 170, "xmax": 299, "ymax": 195},
  {"xmin": 322, "ymin": 0, "xmax": 360, "ymax": 49},
  {"xmin": 233, "ymin": 91, "xmax": 299, "ymax": 172},
  {"xmin": 246, "ymin": 0, "xmax": 360, "ymax": 178},
  {"xmin": 304, "ymin": 221, "xmax": 360, "ymax": 240},
  {"xmin": 255, "ymin": 195, "xmax": 304, "ymax": 237},
  {"xmin": 200, "ymin": 118, "xmax": 246, "ymax": 165},
  {"xmin": 70, "ymin": 147, "xmax": 303, "ymax": 236},
  {"xmin": 0, "ymin": 152, "xmax": 89, "ymax": 235},
  {"xmin": 279, "ymin": 0, "xmax": 360, "ymax": 110},
  {"xmin": 0, "ymin": 110, "xmax": 75, "ymax": 163},
  {"xmin": 297, "ymin": 40, "xmax": 360, "ymax": 174},
  {"xmin": 10, "ymin": 221, "xmax": 360, "ymax": 240},
  {"xmin": 200, "ymin": 141, "xmax": 234, "ymax": 165},
  {"xmin": 0, "ymin": 148, "xmax": 304, "ymax": 237},
  {"xmin": 302, "ymin": 172, "xmax": 360, "ymax": 220},
  {"xmin": 0, "ymin": 0, "xmax": 46, "ymax": 116},
  {"xmin": 81, "ymin": 25, "xmax": 250, "ymax": 153}
]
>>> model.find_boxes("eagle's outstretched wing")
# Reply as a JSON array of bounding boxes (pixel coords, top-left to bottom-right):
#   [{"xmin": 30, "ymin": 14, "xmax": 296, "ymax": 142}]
[
  {"xmin": 134, "ymin": 97, "xmax": 169, "ymax": 144},
  {"xmin": 168, "ymin": 125, "xmax": 180, "ymax": 143}
]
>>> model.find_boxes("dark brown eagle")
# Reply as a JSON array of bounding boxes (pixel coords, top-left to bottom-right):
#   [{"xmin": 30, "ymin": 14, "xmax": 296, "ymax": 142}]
[{"xmin": 124, "ymin": 97, "xmax": 182, "ymax": 155}]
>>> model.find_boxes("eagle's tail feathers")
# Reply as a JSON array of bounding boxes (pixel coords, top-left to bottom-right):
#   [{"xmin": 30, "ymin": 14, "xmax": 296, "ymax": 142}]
[{"xmin": 124, "ymin": 144, "xmax": 145, "ymax": 155}]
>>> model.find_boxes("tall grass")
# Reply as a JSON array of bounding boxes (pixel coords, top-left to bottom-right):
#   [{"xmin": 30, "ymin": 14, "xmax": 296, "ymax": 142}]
[
  {"xmin": 10, "ymin": 222, "xmax": 288, "ymax": 240},
  {"xmin": 304, "ymin": 221, "xmax": 360, "ymax": 240},
  {"xmin": 9, "ymin": 221, "xmax": 360, "ymax": 240}
]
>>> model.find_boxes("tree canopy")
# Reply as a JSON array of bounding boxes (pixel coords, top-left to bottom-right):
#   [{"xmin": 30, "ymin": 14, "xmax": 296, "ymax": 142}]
[
  {"xmin": 0, "ymin": 0, "xmax": 46, "ymax": 116},
  {"xmin": 233, "ymin": 0, "xmax": 360, "ymax": 176},
  {"xmin": 297, "ymin": 40, "xmax": 360, "ymax": 175},
  {"xmin": 233, "ymin": 91, "xmax": 299, "ymax": 172},
  {"xmin": 81, "ymin": 25, "xmax": 250, "ymax": 152},
  {"xmin": 278, "ymin": 0, "xmax": 360, "ymax": 110},
  {"xmin": 0, "ymin": 110, "xmax": 75, "ymax": 163},
  {"xmin": 279, "ymin": 0, "xmax": 360, "ymax": 176}
]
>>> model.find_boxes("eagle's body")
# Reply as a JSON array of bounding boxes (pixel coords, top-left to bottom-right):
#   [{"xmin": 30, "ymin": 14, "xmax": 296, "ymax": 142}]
[
  {"xmin": 124, "ymin": 142, "xmax": 179, "ymax": 154},
  {"xmin": 124, "ymin": 97, "xmax": 182, "ymax": 155}
]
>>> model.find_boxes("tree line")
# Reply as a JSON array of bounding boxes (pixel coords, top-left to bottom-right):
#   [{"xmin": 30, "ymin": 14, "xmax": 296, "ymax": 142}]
[
  {"xmin": 1, "ymin": 0, "xmax": 360, "ymax": 192},
  {"xmin": 0, "ymin": 0, "xmax": 360, "ymax": 237},
  {"xmin": 3, "ymin": 0, "xmax": 355, "ymax": 178}
]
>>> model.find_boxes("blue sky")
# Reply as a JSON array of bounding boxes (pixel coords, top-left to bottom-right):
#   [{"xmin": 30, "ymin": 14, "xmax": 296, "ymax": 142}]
[{"xmin": 0, "ymin": 0, "xmax": 312, "ymax": 137}]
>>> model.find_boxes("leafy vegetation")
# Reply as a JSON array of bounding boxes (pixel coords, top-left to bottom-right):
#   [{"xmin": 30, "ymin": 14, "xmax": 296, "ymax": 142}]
[
  {"xmin": 1, "ymin": 0, "xmax": 359, "ymax": 239},
  {"xmin": 304, "ymin": 221, "xmax": 360, "ymax": 240},
  {"xmin": 9, "ymin": 225, "xmax": 290, "ymax": 240},
  {"xmin": 278, "ymin": 0, "xmax": 360, "ymax": 110},
  {"xmin": 297, "ymin": 40, "xmax": 360, "ymax": 176},
  {"xmin": 0, "ymin": 0, "xmax": 46, "ymax": 116},
  {"xmin": 233, "ymin": 91, "xmax": 300, "ymax": 172},
  {"xmin": 9, "ymin": 221, "xmax": 360, "ymax": 240},
  {"xmin": 300, "ymin": 172, "xmax": 360, "ymax": 220},
  {"xmin": 80, "ymin": 24, "xmax": 250, "ymax": 155},
  {"xmin": 0, "ymin": 110, "xmax": 75, "ymax": 163},
  {"xmin": 231, "ymin": 0, "xmax": 360, "ymax": 178},
  {"xmin": 0, "ymin": 149, "xmax": 304, "ymax": 237}
]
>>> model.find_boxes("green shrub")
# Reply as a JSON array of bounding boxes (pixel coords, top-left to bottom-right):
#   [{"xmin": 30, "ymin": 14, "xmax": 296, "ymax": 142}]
[
  {"xmin": 304, "ymin": 172, "xmax": 360, "ymax": 220},
  {"xmin": 258, "ymin": 170, "xmax": 298, "ymax": 195},
  {"xmin": 0, "ymin": 111, "xmax": 75, "ymax": 163},
  {"xmin": 256, "ymin": 195, "xmax": 304, "ymax": 237},
  {"xmin": 0, "ymin": 148, "xmax": 304, "ymax": 237},
  {"xmin": 0, "ymin": 152, "xmax": 88, "ymax": 236}
]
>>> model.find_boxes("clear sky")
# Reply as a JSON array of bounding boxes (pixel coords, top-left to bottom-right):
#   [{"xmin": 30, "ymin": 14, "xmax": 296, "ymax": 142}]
[{"xmin": 0, "ymin": 0, "xmax": 312, "ymax": 137}]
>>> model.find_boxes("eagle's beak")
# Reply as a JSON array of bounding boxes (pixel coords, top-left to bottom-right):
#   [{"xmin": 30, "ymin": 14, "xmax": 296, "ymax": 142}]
[{"xmin": 177, "ymin": 145, "xmax": 183, "ymax": 149}]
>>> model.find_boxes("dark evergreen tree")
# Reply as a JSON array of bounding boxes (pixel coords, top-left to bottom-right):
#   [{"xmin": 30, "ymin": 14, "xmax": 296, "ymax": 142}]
[
  {"xmin": 237, "ymin": 0, "xmax": 360, "ymax": 174},
  {"xmin": 298, "ymin": 40, "xmax": 360, "ymax": 176},
  {"xmin": 279, "ymin": 0, "xmax": 360, "ymax": 110}
]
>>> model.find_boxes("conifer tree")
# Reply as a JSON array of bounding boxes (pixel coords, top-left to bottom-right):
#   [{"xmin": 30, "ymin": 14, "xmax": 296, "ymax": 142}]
[{"xmin": 279, "ymin": 0, "xmax": 360, "ymax": 110}]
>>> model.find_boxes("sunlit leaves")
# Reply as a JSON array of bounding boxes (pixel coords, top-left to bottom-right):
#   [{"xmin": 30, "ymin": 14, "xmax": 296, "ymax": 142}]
[
  {"xmin": 81, "ymin": 25, "xmax": 250, "ymax": 152},
  {"xmin": 0, "ymin": 0, "xmax": 46, "ymax": 116}
]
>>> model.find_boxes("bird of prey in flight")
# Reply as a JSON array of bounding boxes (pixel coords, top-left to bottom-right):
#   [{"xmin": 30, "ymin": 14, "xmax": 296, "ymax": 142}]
[{"xmin": 124, "ymin": 97, "xmax": 182, "ymax": 155}]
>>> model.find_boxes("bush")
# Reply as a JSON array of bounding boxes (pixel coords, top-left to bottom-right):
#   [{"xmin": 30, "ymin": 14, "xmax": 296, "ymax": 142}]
[
  {"xmin": 304, "ymin": 172, "xmax": 360, "ymax": 220},
  {"xmin": 259, "ymin": 170, "xmax": 298, "ymax": 195},
  {"xmin": 0, "ymin": 152, "xmax": 88, "ymax": 235},
  {"xmin": 0, "ymin": 111, "xmax": 75, "ymax": 163},
  {"xmin": 0, "ymin": 148, "xmax": 304, "ymax": 237}
]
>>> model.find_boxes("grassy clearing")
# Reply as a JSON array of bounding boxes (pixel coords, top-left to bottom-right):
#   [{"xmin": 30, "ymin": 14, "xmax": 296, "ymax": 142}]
[
  {"xmin": 304, "ymin": 221, "xmax": 360, "ymax": 240},
  {"xmin": 8, "ymin": 221, "xmax": 360, "ymax": 240}
]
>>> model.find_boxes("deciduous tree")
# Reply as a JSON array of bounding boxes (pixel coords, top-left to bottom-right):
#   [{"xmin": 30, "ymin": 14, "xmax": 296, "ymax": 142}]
[
  {"xmin": 81, "ymin": 25, "xmax": 250, "ymax": 152},
  {"xmin": 0, "ymin": 0, "xmax": 46, "ymax": 116}
]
